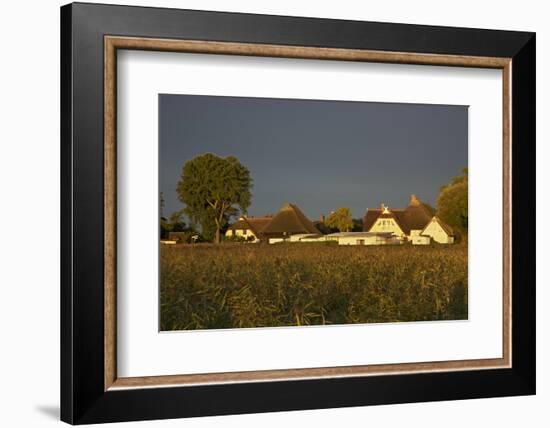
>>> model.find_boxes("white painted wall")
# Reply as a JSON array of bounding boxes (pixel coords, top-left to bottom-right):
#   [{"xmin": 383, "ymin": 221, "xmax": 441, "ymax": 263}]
[
  {"xmin": 300, "ymin": 236, "xmax": 327, "ymax": 242},
  {"xmin": 337, "ymin": 236, "xmax": 366, "ymax": 245},
  {"xmin": 412, "ymin": 235, "xmax": 431, "ymax": 245},
  {"xmin": 0, "ymin": 1, "xmax": 547, "ymax": 428},
  {"xmin": 368, "ymin": 218, "xmax": 406, "ymax": 237},
  {"xmin": 289, "ymin": 234, "xmax": 310, "ymax": 242},
  {"xmin": 337, "ymin": 235, "xmax": 388, "ymax": 246}
]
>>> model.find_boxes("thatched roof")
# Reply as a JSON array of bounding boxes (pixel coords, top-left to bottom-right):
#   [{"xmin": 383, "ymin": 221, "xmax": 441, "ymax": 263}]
[
  {"xmin": 401, "ymin": 194, "xmax": 435, "ymax": 232},
  {"xmin": 363, "ymin": 194, "xmax": 435, "ymax": 234},
  {"xmin": 228, "ymin": 216, "xmax": 273, "ymax": 236},
  {"xmin": 363, "ymin": 208, "xmax": 383, "ymax": 232},
  {"xmin": 262, "ymin": 203, "xmax": 320, "ymax": 236}
]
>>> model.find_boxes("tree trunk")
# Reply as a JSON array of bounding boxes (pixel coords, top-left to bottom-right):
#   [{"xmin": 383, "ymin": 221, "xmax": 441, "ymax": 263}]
[{"xmin": 214, "ymin": 206, "xmax": 225, "ymax": 244}]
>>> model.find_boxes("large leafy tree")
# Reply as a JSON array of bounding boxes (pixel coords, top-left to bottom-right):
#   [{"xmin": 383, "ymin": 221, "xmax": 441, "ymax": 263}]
[
  {"xmin": 437, "ymin": 168, "xmax": 468, "ymax": 238},
  {"xmin": 177, "ymin": 153, "xmax": 252, "ymax": 243},
  {"xmin": 325, "ymin": 207, "xmax": 353, "ymax": 232}
]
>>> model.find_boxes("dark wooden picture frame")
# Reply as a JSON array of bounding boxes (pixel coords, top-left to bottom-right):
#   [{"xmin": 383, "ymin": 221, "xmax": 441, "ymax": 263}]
[{"xmin": 61, "ymin": 2, "xmax": 535, "ymax": 424}]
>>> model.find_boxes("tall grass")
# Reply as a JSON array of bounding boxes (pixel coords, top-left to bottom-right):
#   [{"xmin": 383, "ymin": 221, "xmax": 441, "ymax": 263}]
[{"xmin": 160, "ymin": 243, "xmax": 468, "ymax": 331}]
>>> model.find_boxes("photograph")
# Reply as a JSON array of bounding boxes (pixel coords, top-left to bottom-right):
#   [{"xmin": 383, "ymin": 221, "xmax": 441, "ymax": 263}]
[
  {"xmin": 54, "ymin": 2, "xmax": 537, "ymax": 424},
  {"xmin": 159, "ymin": 94, "xmax": 469, "ymax": 331}
]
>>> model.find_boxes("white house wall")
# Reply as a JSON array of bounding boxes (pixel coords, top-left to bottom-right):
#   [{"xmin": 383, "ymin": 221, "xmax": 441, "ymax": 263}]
[
  {"xmin": 337, "ymin": 236, "xmax": 389, "ymax": 246},
  {"xmin": 412, "ymin": 235, "xmax": 431, "ymax": 245},
  {"xmin": 368, "ymin": 218, "xmax": 406, "ymax": 237},
  {"xmin": 300, "ymin": 236, "xmax": 326, "ymax": 242}
]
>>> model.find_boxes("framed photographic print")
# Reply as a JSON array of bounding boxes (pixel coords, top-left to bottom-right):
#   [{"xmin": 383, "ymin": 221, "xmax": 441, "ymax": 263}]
[{"xmin": 60, "ymin": 2, "xmax": 535, "ymax": 424}]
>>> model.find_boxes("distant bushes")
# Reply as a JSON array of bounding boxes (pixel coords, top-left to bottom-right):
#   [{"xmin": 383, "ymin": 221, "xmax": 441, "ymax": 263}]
[
  {"xmin": 223, "ymin": 234, "xmax": 254, "ymax": 243},
  {"xmin": 160, "ymin": 244, "xmax": 468, "ymax": 331},
  {"xmin": 168, "ymin": 231, "xmax": 197, "ymax": 244}
]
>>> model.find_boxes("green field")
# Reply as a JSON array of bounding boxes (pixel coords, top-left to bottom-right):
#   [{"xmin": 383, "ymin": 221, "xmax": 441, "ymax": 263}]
[{"xmin": 160, "ymin": 243, "xmax": 468, "ymax": 331}]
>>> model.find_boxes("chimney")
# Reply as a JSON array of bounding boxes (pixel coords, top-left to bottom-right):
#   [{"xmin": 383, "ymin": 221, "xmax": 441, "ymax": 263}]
[
  {"xmin": 320, "ymin": 214, "xmax": 325, "ymax": 223},
  {"xmin": 410, "ymin": 194, "xmax": 421, "ymax": 206}
]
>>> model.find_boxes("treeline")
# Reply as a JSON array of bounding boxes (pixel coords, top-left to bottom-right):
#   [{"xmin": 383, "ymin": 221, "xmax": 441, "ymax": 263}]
[{"xmin": 160, "ymin": 209, "xmax": 233, "ymax": 243}]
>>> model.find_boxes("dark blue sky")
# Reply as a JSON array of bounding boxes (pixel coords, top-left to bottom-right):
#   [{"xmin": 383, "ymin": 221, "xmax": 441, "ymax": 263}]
[{"xmin": 159, "ymin": 94, "xmax": 467, "ymax": 221}]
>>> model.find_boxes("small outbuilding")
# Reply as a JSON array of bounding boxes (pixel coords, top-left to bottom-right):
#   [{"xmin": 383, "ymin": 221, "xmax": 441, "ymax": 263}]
[{"xmin": 420, "ymin": 217, "xmax": 455, "ymax": 244}]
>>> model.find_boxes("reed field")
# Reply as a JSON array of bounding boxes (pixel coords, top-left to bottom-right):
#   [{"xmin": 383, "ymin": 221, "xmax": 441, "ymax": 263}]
[{"xmin": 160, "ymin": 243, "xmax": 468, "ymax": 331}]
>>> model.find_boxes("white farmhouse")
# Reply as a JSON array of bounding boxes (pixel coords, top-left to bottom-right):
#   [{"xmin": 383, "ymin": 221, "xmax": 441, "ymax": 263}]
[
  {"xmin": 363, "ymin": 194, "xmax": 455, "ymax": 245},
  {"xmin": 225, "ymin": 203, "xmax": 321, "ymax": 244},
  {"xmin": 225, "ymin": 216, "xmax": 272, "ymax": 242}
]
